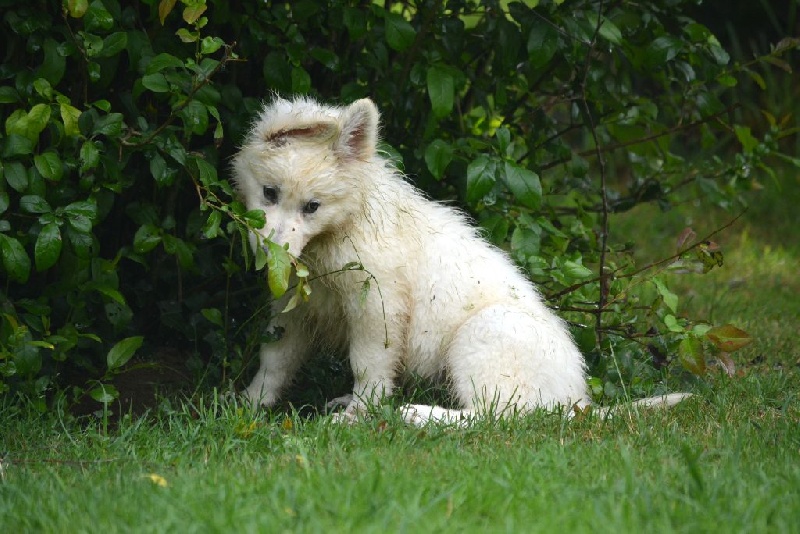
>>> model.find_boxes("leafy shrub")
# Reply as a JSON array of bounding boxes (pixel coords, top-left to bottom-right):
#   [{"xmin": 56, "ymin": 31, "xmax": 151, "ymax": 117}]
[{"xmin": 0, "ymin": 0, "xmax": 797, "ymax": 411}]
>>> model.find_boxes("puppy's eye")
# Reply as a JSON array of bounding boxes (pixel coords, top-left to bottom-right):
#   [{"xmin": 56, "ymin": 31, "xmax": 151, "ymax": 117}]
[
  {"xmin": 263, "ymin": 186, "xmax": 278, "ymax": 204},
  {"xmin": 303, "ymin": 200, "xmax": 320, "ymax": 214}
]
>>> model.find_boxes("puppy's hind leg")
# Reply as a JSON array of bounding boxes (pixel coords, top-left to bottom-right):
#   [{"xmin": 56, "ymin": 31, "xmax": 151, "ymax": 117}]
[{"xmin": 447, "ymin": 305, "xmax": 588, "ymax": 417}]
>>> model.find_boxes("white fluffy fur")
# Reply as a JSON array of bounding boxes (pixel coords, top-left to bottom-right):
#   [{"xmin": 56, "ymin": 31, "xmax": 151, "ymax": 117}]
[{"xmin": 232, "ymin": 97, "xmax": 688, "ymax": 425}]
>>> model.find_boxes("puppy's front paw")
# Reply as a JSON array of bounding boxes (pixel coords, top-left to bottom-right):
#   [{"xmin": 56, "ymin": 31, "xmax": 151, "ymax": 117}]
[
  {"xmin": 242, "ymin": 386, "xmax": 276, "ymax": 410},
  {"xmin": 329, "ymin": 410, "xmax": 358, "ymax": 424},
  {"xmin": 328, "ymin": 397, "xmax": 368, "ymax": 424},
  {"xmin": 325, "ymin": 393, "xmax": 354, "ymax": 412}
]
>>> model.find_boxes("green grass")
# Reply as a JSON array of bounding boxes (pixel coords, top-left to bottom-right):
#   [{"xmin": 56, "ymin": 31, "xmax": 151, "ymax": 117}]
[
  {"xmin": 1, "ymin": 378, "xmax": 799, "ymax": 533},
  {"xmin": 611, "ymin": 170, "xmax": 800, "ymax": 370},
  {"xmin": 2, "ymin": 174, "xmax": 799, "ymax": 532}
]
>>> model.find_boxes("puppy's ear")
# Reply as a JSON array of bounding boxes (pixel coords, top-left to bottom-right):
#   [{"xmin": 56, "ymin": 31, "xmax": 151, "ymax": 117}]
[
  {"xmin": 263, "ymin": 121, "xmax": 338, "ymax": 147},
  {"xmin": 335, "ymin": 99, "xmax": 379, "ymax": 160}
]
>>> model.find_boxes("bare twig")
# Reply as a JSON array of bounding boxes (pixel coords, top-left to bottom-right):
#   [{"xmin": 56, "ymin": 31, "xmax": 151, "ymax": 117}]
[
  {"xmin": 122, "ymin": 43, "xmax": 238, "ymax": 148},
  {"xmin": 578, "ymin": 0, "xmax": 609, "ymax": 349},
  {"xmin": 547, "ymin": 208, "xmax": 748, "ymax": 301}
]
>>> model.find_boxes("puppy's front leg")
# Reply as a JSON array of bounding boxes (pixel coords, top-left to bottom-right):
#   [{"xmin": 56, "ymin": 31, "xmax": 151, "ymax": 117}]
[
  {"xmin": 243, "ymin": 316, "xmax": 310, "ymax": 408},
  {"xmin": 335, "ymin": 319, "xmax": 400, "ymax": 421}
]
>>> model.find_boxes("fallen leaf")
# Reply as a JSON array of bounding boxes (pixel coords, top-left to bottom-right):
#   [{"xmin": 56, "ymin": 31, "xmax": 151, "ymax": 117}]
[
  {"xmin": 145, "ymin": 473, "xmax": 168, "ymax": 487},
  {"xmin": 706, "ymin": 324, "xmax": 753, "ymax": 352}
]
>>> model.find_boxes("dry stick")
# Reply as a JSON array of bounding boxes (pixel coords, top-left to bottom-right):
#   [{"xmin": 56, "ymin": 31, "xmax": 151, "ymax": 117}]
[
  {"xmin": 547, "ymin": 208, "xmax": 748, "ymax": 302},
  {"xmin": 536, "ymin": 103, "xmax": 739, "ymax": 173},
  {"xmin": 579, "ymin": 0, "xmax": 609, "ymax": 349},
  {"xmin": 122, "ymin": 43, "xmax": 238, "ymax": 148}
]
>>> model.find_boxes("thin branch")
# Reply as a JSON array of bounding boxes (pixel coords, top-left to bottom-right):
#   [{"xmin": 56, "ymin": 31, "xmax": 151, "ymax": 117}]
[
  {"xmin": 546, "ymin": 208, "xmax": 748, "ymax": 301},
  {"xmin": 578, "ymin": 0, "xmax": 609, "ymax": 349},
  {"xmin": 537, "ymin": 104, "xmax": 739, "ymax": 172},
  {"xmin": 122, "ymin": 43, "xmax": 238, "ymax": 148}
]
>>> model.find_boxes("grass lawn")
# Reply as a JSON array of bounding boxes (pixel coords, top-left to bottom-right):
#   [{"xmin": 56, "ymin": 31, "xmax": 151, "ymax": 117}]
[{"xmin": 1, "ymin": 174, "xmax": 798, "ymax": 532}]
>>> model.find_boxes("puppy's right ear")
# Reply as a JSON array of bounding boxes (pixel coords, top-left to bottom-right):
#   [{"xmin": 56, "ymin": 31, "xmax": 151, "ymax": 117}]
[
  {"xmin": 335, "ymin": 99, "xmax": 379, "ymax": 161},
  {"xmin": 263, "ymin": 121, "xmax": 338, "ymax": 147}
]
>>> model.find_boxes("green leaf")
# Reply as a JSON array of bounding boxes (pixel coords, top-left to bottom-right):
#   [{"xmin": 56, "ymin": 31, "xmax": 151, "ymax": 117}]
[
  {"xmin": 0, "ymin": 192, "xmax": 8, "ymax": 215},
  {"xmin": 679, "ymin": 335, "xmax": 706, "ymax": 375},
  {"xmin": 146, "ymin": 53, "xmax": 184, "ymax": 74},
  {"xmin": 3, "ymin": 134, "xmax": 35, "ymax": 157},
  {"xmin": 133, "ymin": 224, "xmax": 162, "ymax": 253},
  {"xmin": 585, "ymin": 13, "xmax": 622, "ymax": 44},
  {"xmin": 0, "ymin": 234, "xmax": 31, "ymax": 283},
  {"xmin": 150, "ymin": 153, "xmax": 176, "ymax": 185},
  {"xmin": 20, "ymin": 195, "xmax": 52, "ymax": 214},
  {"xmin": 466, "ymin": 156, "xmax": 497, "ymax": 204},
  {"xmin": 60, "ymin": 103, "xmax": 82, "ymax": 137},
  {"xmin": 201, "ymin": 308, "xmax": 223, "ymax": 327},
  {"xmin": 480, "ymin": 213, "xmax": 510, "ymax": 244},
  {"xmin": 38, "ymin": 39, "xmax": 66, "ymax": 85},
  {"xmin": 4, "ymin": 161, "xmax": 29, "ymax": 192},
  {"xmin": 80, "ymin": 141, "xmax": 100, "ymax": 172},
  {"xmin": 192, "ymin": 156, "xmax": 218, "ymax": 186},
  {"xmin": 14, "ymin": 104, "xmax": 51, "ymax": 142},
  {"xmin": 664, "ymin": 314, "xmax": 684, "ymax": 333},
  {"xmin": 179, "ymin": 100, "xmax": 209, "ymax": 136},
  {"xmin": 242, "ymin": 209, "xmax": 266, "ymax": 230},
  {"xmin": 645, "ymin": 36, "xmax": 682, "ymax": 68},
  {"xmin": 162, "ymin": 234, "xmax": 195, "ymax": 269},
  {"xmin": 183, "ymin": 3, "xmax": 207, "ymax": 24},
  {"xmin": 98, "ymin": 32, "xmax": 128, "ymax": 58},
  {"xmin": 94, "ymin": 113, "xmax": 124, "ymax": 136},
  {"xmin": 561, "ymin": 260, "xmax": 593, "ymax": 280},
  {"xmin": 384, "ymin": 12, "xmax": 416, "ymax": 51},
  {"xmin": 107, "ymin": 336, "xmax": 144, "ymax": 370},
  {"xmin": 176, "ymin": 28, "xmax": 199, "ymax": 43},
  {"xmin": 158, "ymin": 0, "xmax": 177, "ymax": 24},
  {"xmin": 34, "ymin": 152, "xmax": 64, "ymax": 181},
  {"xmin": 0, "ymin": 86, "xmax": 19, "ymax": 104},
  {"xmin": 652, "ymin": 277, "xmax": 679, "ymax": 313},
  {"xmin": 93, "ymin": 285, "xmax": 126, "ymax": 305},
  {"xmin": 65, "ymin": 0, "xmax": 89, "ymax": 17},
  {"xmin": 85, "ymin": 2, "xmax": 114, "ymax": 31},
  {"xmin": 142, "ymin": 73, "xmax": 170, "ymax": 93},
  {"xmin": 266, "ymin": 241, "xmax": 293, "ymax": 298},
  {"xmin": 527, "ymin": 22, "xmax": 558, "ymax": 69},
  {"xmin": 64, "ymin": 200, "xmax": 98, "ymax": 220},
  {"xmin": 203, "ymin": 210, "xmax": 222, "ymax": 239},
  {"xmin": 424, "ymin": 139, "xmax": 453, "ymax": 180},
  {"xmin": 64, "ymin": 201, "xmax": 96, "ymax": 233},
  {"xmin": 291, "ymin": 66, "xmax": 311, "ymax": 94},
  {"xmin": 734, "ymin": 125, "xmax": 759, "ymax": 154},
  {"xmin": 33, "ymin": 78, "xmax": 52, "ymax": 100},
  {"xmin": 503, "ymin": 162, "xmax": 541, "ymax": 210},
  {"xmin": 426, "ymin": 65, "xmax": 455, "ymax": 119},
  {"xmin": 90, "ymin": 383, "xmax": 119, "ymax": 404},
  {"xmin": 201, "ymin": 36, "xmax": 224, "ymax": 55},
  {"xmin": 511, "ymin": 225, "xmax": 541, "ymax": 258},
  {"xmin": 705, "ymin": 324, "xmax": 753, "ymax": 352},
  {"xmin": 35, "ymin": 223, "xmax": 62, "ymax": 271}
]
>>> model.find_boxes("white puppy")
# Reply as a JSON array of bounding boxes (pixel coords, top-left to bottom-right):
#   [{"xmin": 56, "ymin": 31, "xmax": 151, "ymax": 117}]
[{"xmin": 232, "ymin": 97, "xmax": 687, "ymax": 424}]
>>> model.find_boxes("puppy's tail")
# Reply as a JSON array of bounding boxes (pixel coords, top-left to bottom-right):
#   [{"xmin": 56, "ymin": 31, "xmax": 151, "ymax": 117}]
[{"xmin": 590, "ymin": 392, "xmax": 693, "ymax": 417}]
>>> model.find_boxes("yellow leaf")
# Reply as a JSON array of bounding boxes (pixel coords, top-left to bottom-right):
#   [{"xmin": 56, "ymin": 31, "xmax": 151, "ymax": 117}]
[
  {"xmin": 706, "ymin": 324, "xmax": 753, "ymax": 352},
  {"xmin": 145, "ymin": 473, "xmax": 168, "ymax": 487},
  {"xmin": 158, "ymin": 0, "xmax": 177, "ymax": 25},
  {"xmin": 183, "ymin": 3, "xmax": 207, "ymax": 25},
  {"xmin": 281, "ymin": 417, "xmax": 293, "ymax": 431},
  {"xmin": 59, "ymin": 104, "xmax": 81, "ymax": 137}
]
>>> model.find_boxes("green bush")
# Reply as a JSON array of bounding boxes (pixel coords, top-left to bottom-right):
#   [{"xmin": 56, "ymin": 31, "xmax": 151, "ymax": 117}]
[{"xmin": 0, "ymin": 0, "xmax": 797, "ymax": 411}]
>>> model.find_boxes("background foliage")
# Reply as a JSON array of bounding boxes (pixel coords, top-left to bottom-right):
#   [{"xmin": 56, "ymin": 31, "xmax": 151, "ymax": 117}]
[{"xmin": 0, "ymin": 0, "xmax": 797, "ymax": 412}]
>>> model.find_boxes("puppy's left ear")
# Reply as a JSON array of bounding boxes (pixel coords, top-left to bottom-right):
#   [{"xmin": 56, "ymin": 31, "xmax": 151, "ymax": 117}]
[{"xmin": 335, "ymin": 99, "xmax": 379, "ymax": 160}]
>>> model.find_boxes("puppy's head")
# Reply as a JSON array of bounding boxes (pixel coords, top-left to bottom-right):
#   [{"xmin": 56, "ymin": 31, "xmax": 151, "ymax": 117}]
[{"xmin": 232, "ymin": 97, "xmax": 380, "ymax": 256}]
